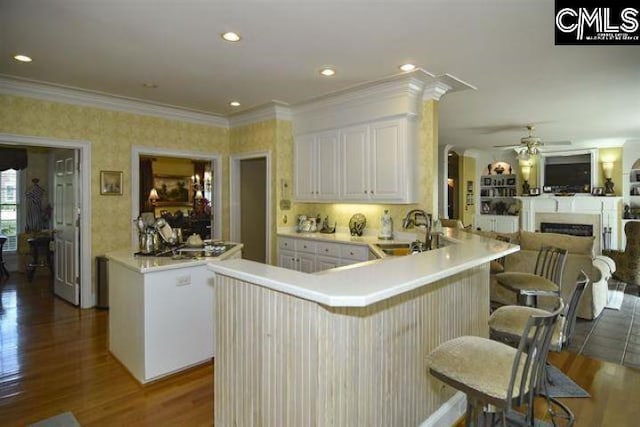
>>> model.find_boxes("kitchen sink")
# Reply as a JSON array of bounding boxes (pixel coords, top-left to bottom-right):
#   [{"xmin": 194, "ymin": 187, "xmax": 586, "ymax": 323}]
[{"xmin": 374, "ymin": 235, "xmax": 446, "ymax": 257}]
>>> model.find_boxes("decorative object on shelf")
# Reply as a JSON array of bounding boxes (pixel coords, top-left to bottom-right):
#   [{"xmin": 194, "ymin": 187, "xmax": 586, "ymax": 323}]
[
  {"xmin": 508, "ymin": 165, "xmax": 512, "ymax": 174},
  {"xmin": 592, "ymin": 187, "xmax": 605, "ymax": 196},
  {"xmin": 379, "ymin": 210, "xmax": 393, "ymax": 240},
  {"xmin": 520, "ymin": 161, "xmax": 531, "ymax": 195},
  {"xmin": 494, "ymin": 164, "xmax": 505, "ymax": 174},
  {"xmin": 529, "ymin": 187, "xmax": 541, "ymax": 196},
  {"xmin": 100, "ymin": 170, "xmax": 123, "ymax": 195},
  {"xmin": 624, "ymin": 204, "xmax": 632, "ymax": 219},
  {"xmin": 319, "ymin": 216, "xmax": 336, "ymax": 234},
  {"xmin": 349, "ymin": 213, "xmax": 367, "ymax": 236},
  {"xmin": 487, "ymin": 164, "xmax": 492, "ymax": 175},
  {"xmin": 602, "ymin": 161, "xmax": 615, "ymax": 195}
]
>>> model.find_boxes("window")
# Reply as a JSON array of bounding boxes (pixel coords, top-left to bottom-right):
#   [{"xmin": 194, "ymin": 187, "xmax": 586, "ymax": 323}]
[{"xmin": 1, "ymin": 169, "xmax": 19, "ymax": 251}]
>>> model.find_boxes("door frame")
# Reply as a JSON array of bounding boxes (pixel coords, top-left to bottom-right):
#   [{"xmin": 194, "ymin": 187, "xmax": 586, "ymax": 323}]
[
  {"xmin": 130, "ymin": 146, "xmax": 222, "ymax": 247},
  {"xmin": 0, "ymin": 133, "xmax": 92, "ymax": 308},
  {"xmin": 230, "ymin": 151, "xmax": 271, "ymax": 263}
]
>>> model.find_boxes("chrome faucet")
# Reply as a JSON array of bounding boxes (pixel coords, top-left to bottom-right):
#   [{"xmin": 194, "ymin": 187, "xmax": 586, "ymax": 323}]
[{"xmin": 402, "ymin": 209, "xmax": 433, "ymax": 251}]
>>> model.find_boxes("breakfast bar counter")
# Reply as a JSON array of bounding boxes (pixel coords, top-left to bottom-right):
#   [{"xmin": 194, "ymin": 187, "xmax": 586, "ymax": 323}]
[{"xmin": 207, "ymin": 229, "xmax": 518, "ymax": 426}]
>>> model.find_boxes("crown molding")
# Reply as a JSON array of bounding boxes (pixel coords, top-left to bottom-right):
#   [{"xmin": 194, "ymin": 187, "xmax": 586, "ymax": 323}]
[
  {"xmin": 0, "ymin": 75, "xmax": 229, "ymax": 128},
  {"xmin": 227, "ymin": 101, "xmax": 293, "ymax": 128}
]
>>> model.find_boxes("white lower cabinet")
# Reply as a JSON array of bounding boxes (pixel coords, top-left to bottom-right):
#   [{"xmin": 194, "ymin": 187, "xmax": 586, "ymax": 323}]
[
  {"xmin": 278, "ymin": 236, "xmax": 371, "ymax": 272},
  {"xmin": 475, "ymin": 215, "xmax": 519, "ymax": 233}
]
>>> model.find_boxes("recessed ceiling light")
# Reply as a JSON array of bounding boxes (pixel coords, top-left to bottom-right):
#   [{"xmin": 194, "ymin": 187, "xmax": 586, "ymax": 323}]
[
  {"xmin": 141, "ymin": 82, "xmax": 158, "ymax": 89},
  {"xmin": 229, "ymin": 101, "xmax": 241, "ymax": 107},
  {"xmin": 319, "ymin": 68, "xmax": 336, "ymax": 77},
  {"xmin": 399, "ymin": 63, "xmax": 416, "ymax": 72},
  {"xmin": 14, "ymin": 54, "xmax": 32, "ymax": 63},
  {"xmin": 221, "ymin": 32, "xmax": 241, "ymax": 42}
]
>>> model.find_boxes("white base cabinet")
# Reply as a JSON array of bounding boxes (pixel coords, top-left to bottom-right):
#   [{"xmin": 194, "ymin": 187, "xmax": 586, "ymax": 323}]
[
  {"xmin": 475, "ymin": 215, "xmax": 519, "ymax": 233},
  {"xmin": 278, "ymin": 236, "xmax": 371, "ymax": 273}
]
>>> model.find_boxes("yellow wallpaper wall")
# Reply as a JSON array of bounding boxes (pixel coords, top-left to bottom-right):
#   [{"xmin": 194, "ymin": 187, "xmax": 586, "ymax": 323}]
[{"xmin": 0, "ymin": 94, "xmax": 229, "ymax": 290}]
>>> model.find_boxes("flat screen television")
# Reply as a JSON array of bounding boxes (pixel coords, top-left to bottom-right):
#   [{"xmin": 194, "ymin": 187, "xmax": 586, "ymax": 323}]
[{"xmin": 544, "ymin": 154, "xmax": 591, "ymax": 193}]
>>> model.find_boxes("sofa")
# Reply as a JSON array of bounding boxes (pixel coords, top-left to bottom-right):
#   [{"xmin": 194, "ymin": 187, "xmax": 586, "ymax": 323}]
[{"xmin": 471, "ymin": 230, "xmax": 612, "ymax": 320}]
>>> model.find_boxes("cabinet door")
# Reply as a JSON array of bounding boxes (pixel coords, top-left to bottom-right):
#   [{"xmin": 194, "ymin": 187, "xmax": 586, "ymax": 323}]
[
  {"xmin": 278, "ymin": 249, "xmax": 298, "ymax": 270},
  {"xmin": 369, "ymin": 119, "xmax": 404, "ymax": 200},
  {"xmin": 341, "ymin": 125, "xmax": 369, "ymax": 200},
  {"xmin": 316, "ymin": 255, "xmax": 341, "ymax": 272},
  {"xmin": 316, "ymin": 131, "xmax": 340, "ymax": 200},
  {"xmin": 298, "ymin": 253, "xmax": 316, "ymax": 273},
  {"xmin": 495, "ymin": 217, "xmax": 518, "ymax": 234},
  {"xmin": 475, "ymin": 215, "xmax": 494, "ymax": 232},
  {"xmin": 294, "ymin": 135, "xmax": 316, "ymax": 201}
]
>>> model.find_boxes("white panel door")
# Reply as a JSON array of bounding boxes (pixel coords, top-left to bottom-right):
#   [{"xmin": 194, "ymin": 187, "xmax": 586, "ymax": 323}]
[
  {"xmin": 53, "ymin": 149, "xmax": 79, "ymax": 306},
  {"xmin": 340, "ymin": 125, "xmax": 369, "ymax": 200},
  {"xmin": 316, "ymin": 131, "xmax": 339, "ymax": 200},
  {"xmin": 297, "ymin": 253, "xmax": 316, "ymax": 273},
  {"xmin": 294, "ymin": 135, "xmax": 316, "ymax": 201},
  {"xmin": 370, "ymin": 119, "xmax": 403, "ymax": 200}
]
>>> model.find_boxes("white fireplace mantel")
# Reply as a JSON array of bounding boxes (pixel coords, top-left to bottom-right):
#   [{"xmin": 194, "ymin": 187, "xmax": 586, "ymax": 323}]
[{"xmin": 517, "ymin": 195, "xmax": 623, "ymax": 252}]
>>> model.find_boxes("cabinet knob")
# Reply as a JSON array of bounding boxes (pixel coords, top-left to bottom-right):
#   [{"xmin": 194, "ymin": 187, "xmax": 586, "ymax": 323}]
[
  {"xmin": 370, "ymin": 190, "xmax": 374, "ymax": 194},
  {"xmin": 303, "ymin": 245, "xmax": 307, "ymax": 248},
  {"xmin": 350, "ymin": 251, "xmax": 354, "ymax": 255},
  {"xmin": 325, "ymin": 248, "xmax": 329, "ymax": 252},
  {"xmin": 364, "ymin": 190, "xmax": 368, "ymax": 194}
]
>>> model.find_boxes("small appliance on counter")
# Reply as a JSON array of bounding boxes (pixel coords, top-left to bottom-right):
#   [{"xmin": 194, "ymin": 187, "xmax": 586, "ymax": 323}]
[{"xmin": 349, "ymin": 213, "xmax": 366, "ymax": 236}]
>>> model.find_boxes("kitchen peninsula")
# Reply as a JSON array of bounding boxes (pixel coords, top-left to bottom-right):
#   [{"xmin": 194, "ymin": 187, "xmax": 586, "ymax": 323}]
[
  {"xmin": 106, "ymin": 244, "xmax": 242, "ymax": 384},
  {"xmin": 207, "ymin": 229, "xmax": 518, "ymax": 426}
]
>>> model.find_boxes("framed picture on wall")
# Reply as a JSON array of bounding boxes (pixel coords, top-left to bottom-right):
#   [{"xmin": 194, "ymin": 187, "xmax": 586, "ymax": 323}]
[
  {"xmin": 100, "ymin": 171, "xmax": 123, "ymax": 195},
  {"xmin": 153, "ymin": 174, "xmax": 192, "ymax": 205}
]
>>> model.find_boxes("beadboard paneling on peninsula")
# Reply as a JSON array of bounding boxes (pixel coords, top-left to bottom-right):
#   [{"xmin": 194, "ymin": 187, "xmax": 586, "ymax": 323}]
[{"xmin": 214, "ymin": 265, "xmax": 490, "ymax": 426}]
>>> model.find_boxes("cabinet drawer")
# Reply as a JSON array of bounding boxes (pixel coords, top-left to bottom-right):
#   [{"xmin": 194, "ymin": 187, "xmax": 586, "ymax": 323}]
[
  {"xmin": 317, "ymin": 241, "xmax": 342, "ymax": 258},
  {"xmin": 340, "ymin": 244, "xmax": 369, "ymax": 260},
  {"xmin": 295, "ymin": 239, "xmax": 317, "ymax": 254},
  {"xmin": 278, "ymin": 237, "xmax": 295, "ymax": 251}
]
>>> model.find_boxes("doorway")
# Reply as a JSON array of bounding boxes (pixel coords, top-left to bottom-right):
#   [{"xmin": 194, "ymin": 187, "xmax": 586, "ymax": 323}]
[
  {"xmin": 230, "ymin": 152, "xmax": 271, "ymax": 264},
  {"xmin": 0, "ymin": 134, "xmax": 91, "ymax": 308},
  {"xmin": 447, "ymin": 151, "xmax": 460, "ymax": 219}
]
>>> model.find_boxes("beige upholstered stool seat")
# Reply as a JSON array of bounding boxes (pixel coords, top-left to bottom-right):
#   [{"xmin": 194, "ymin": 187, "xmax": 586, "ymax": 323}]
[
  {"xmin": 427, "ymin": 336, "xmax": 529, "ymax": 402},
  {"xmin": 489, "ymin": 306, "xmax": 565, "ymax": 352},
  {"xmin": 495, "ymin": 272, "xmax": 559, "ymax": 293}
]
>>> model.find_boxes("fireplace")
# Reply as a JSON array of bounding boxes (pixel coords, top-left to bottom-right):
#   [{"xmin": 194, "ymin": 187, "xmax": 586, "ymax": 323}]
[{"xmin": 540, "ymin": 222, "xmax": 593, "ymax": 237}]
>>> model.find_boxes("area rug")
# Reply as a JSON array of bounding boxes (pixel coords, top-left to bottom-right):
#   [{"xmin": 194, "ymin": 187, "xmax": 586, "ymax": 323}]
[
  {"xmin": 546, "ymin": 364, "xmax": 590, "ymax": 398},
  {"xmin": 606, "ymin": 281, "xmax": 627, "ymax": 310},
  {"xmin": 28, "ymin": 412, "xmax": 80, "ymax": 427}
]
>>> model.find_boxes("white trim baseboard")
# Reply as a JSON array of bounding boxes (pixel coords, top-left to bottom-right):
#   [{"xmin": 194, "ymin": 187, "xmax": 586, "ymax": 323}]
[{"xmin": 419, "ymin": 391, "xmax": 466, "ymax": 427}]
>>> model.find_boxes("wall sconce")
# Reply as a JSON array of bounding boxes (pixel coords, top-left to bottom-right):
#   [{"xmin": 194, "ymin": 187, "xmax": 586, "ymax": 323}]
[
  {"xmin": 520, "ymin": 163, "xmax": 531, "ymax": 195},
  {"xmin": 602, "ymin": 161, "xmax": 615, "ymax": 194},
  {"xmin": 148, "ymin": 188, "xmax": 160, "ymax": 207}
]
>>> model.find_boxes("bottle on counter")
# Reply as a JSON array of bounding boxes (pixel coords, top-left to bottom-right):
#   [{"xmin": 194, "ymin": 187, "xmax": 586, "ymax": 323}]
[{"xmin": 379, "ymin": 210, "xmax": 393, "ymax": 240}]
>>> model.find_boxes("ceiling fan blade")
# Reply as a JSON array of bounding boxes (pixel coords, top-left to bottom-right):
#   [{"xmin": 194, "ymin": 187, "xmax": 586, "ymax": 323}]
[
  {"xmin": 492, "ymin": 144, "xmax": 520, "ymax": 148},
  {"xmin": 545, "ymin": 140, "xmax": 572, "ymax": 146}
]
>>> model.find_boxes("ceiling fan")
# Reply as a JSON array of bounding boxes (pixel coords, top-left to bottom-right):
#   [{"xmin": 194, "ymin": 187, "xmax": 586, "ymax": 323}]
[{"xmin": 493, "ymin": 125, "xmax": 570, "ymax": 160}]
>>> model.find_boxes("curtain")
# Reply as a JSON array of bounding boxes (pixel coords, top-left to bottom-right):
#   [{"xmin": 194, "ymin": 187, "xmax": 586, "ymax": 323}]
[
  {"xmin": 139, "ymin": 157, "xmax": 154, "ymax": 212},
  {"xmin": 0, "ymin": 148, "xmax": 28, "ymax": 171},
  {"xmin": 193, "ymin": 161, "xmax": 206, "ymax": 185}
]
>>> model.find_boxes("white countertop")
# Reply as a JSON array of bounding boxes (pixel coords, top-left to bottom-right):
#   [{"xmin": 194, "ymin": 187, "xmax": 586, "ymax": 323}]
[
  {"xmin": 208, "ymin": 229, "xmax": 519, "ymax": 307},
  {"xmin": 106, "ymin": 243, "xmax": 243, "ymax": 273}
]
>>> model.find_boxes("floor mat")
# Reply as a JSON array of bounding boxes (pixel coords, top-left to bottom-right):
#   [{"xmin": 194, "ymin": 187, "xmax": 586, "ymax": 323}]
[
  {"xmin": 546, "ymin": 364, "xmax": 590, "ymax": 398},
  {"xmin": 28, "ymin": 412, "xmax": 81, "ymax": 427}
]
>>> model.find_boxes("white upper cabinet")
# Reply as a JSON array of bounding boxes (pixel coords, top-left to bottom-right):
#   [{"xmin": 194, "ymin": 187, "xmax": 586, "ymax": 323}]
[
  {"xmin": 341, "ymin": 125, "xmax": 369, "ymax": 200},
  {"xmin": 294, "ymin": 117, "xmax": 415, "ymax": 203},
  {"xmin": 294, "ymin": 130, "xmax": 339, "ymax": 201}
]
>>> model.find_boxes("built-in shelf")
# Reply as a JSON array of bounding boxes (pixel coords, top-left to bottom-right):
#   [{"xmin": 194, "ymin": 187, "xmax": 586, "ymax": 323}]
[{"xmin": 479, "ymin": 173, "xmax": 517, "ymax": 215}]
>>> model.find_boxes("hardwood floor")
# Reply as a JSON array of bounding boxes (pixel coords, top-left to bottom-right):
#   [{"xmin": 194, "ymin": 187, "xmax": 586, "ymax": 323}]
[
  {"xmin": 0, "ymin": 272, "xmax": 212, "ymax": 426},
  {"xmin": 1, "ymin": 270, "xmax": 640, "ymax": 426}
]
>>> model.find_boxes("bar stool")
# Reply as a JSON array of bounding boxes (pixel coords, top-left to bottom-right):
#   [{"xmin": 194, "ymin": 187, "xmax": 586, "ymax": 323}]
[
  {"xmin": 495, "ymin": 245, "xmax": 568, "ymax": 307},
  {"xmin": 488, "ymin": 272, "xmax": 589, "ymax": 427},
  {"xmin": 26, "ymin": 236, "xmax": 53, "ymax": 282},
  {"xmin": 427, "ymin": 301, "xmax": 563, "ymax": 426},
  {"xmin": 0, "ymin": 235, "xmax": 9, "ymax": 278}
]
